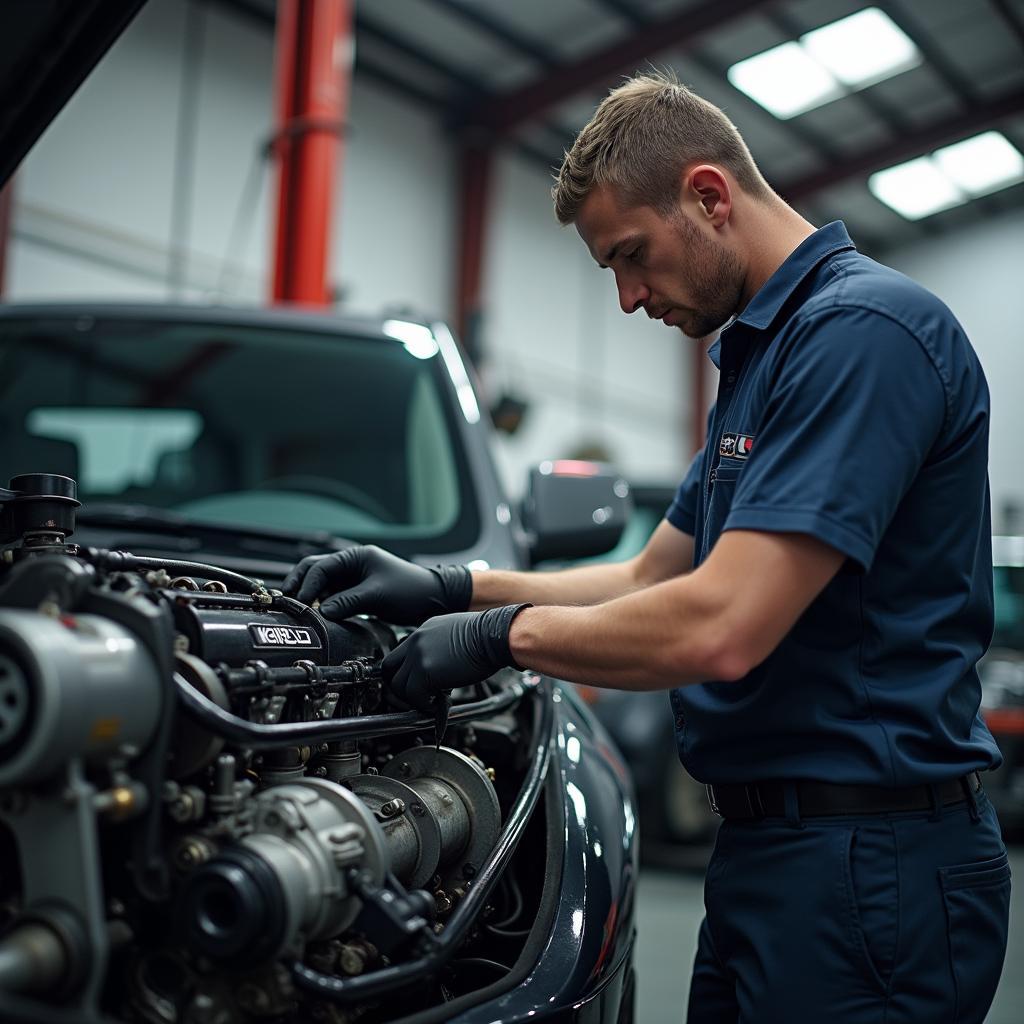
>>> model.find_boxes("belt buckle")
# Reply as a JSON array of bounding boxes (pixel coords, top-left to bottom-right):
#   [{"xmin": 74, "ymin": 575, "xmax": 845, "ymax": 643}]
[{"xmin": 706, "ymin": 784, "xmax": 721, "ymax": 816}]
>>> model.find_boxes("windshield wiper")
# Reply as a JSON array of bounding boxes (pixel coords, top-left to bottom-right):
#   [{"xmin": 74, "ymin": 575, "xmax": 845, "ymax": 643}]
[{"xmin": 77, "ymin": 503, "xmax": 352, "ymax": 557}]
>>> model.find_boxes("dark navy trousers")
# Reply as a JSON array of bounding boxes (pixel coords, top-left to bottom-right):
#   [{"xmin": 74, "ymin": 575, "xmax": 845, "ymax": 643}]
[{"xmin": 687, "ymin": 787, "xmax": 1011, "ymax": 1023}]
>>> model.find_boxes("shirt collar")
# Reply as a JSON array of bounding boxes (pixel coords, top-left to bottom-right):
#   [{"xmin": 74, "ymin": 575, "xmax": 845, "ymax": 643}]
[{"xmin": 731, "ymin": 220, "xmax": 856, "ymax": 332}]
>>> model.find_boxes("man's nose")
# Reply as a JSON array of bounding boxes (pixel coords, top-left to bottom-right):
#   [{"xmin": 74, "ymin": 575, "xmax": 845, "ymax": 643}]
[{"xmin": 615, "ymin": 274, "xmax": 649, "ymax": 315}]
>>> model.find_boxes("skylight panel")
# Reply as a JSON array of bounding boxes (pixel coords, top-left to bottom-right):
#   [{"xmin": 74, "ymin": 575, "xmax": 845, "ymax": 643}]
[
  {"xmin": 802, "ymin": 8, "xmax": 920, "ymax": 87},
  {"xmin": 727, "ymin": 42, "xmax": 841, "ymax": 119},
  {"xmin": 869, "ymin": 133, "xmax": 1024, "ymax": 220},
  {"xmin": 726, "ymin": 7, "xmax": 921, "ymax": 120},
  {"xmin": 933, "ymin": 131, "xmax": 1024, "ymax": 197},
  {"xmin": 868, "ymin": 157, "xmax": 966, "ymax": 220}
]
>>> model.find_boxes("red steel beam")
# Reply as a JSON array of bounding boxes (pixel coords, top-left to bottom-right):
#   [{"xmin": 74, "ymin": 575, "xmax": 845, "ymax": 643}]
[
  {"xmin": 466, "ymin": 0, "xmax": 766, "ymax": 135},
  {"xmin": 454, "ymin": 142, "xmax": 494, "ymax": 364},
  {"xmin": 271, "ymin": 0, "xmax": 353, "ymax": 305},
  {"xmin": 0, "ymin": 179, "xmax": 13, "ymax": 298},
  {"xmin": 780, "ymin": 87, "xmax": 1024, "ymax": 202}
]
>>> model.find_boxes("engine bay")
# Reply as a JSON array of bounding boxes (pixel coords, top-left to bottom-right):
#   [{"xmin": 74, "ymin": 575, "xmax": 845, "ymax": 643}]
[{"xmin": 0, "ymin": 474, "xmax": 555, "ymax": 1023}]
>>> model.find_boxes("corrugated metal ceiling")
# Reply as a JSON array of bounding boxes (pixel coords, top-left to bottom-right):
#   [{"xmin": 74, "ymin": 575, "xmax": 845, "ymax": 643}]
[{"xmin": 218, "ymin": 0, "xmax": 1024, "ymax": 254}]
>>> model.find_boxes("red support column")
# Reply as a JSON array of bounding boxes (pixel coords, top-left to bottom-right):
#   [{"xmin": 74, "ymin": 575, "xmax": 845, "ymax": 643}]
[
  {"xmin": 453, "ymin": 142, "xmax": 493, "ymax": 365},
  {"xmin": 0, "ymin": 179, "xmax": 14, "ymax": 298},
  {"xmin": 691, "ymin": 337, "xmax": 710, "ymax": 453},
  {"xmin": 271, "ymin": 0, "xmax": 353, "ymax": 306}
]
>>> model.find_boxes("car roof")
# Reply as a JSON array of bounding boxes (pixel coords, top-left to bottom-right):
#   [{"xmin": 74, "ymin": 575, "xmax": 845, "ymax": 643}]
[
  {"xmin": 0, "ymin": 300, "xmax": 433, "ymax": 341},
  {"xmin": 0, "ymin": 1, "xmax": 148, "ymax": 187}
]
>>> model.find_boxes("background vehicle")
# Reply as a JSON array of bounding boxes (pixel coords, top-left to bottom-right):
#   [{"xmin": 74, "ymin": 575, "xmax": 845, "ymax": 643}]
[
  {"xmin": 980, "ymin": 535, "xmax": 1024, "ymax": 835},
  {"xmin": 570, "ymin": 485, "xmax": 718, "ymax": 857},
  {"xmin": 0, "ymin": 305, "xmax": 638, "ymax": 1023}
]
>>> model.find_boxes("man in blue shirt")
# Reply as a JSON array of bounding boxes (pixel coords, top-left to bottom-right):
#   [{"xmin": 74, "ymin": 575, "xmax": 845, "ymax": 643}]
[{"xmin": 286, "ymin": 73, "xmax": 1010, "ymax": 1021}]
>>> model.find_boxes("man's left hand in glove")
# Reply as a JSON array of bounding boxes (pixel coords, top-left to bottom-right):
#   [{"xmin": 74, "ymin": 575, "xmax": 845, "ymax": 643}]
[{"xmin": 383, "ymin": 604, "xmax": 532, "ymax": 714}]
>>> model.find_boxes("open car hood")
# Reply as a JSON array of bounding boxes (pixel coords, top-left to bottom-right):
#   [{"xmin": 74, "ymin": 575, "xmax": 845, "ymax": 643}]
[{"xmin": 0, "ymin": 0, "xmax": 147, "ymax": 187}]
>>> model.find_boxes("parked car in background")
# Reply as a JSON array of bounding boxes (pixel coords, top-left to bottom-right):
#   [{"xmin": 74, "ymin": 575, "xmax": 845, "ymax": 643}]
[
  {"xmin": 570, "ymin": 484, "xmax": 718, "ymax": 854},
  {"xmin": 980, "ymin": 535, "xmax": 1024, "ymax": 834}
]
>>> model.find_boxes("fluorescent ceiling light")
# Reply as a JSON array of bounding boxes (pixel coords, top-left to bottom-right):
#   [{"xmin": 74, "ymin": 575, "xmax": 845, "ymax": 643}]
[
  {"xmin": 727, "ymin": 8, "xmax": 920, "ymax": 119},
  {"xmin": 869, "ymin": 132, "xmax": 1024, "ymax": 220},
  {"xmin": 934, "ymin": 131, "xmax": 1024, "ymax": 197},
  {"xmin": 868, "ymin": 157, "xmax": 966, "ymax": 220},
  {"xmin": 803, "ymin": 8, "xmax": 920, "ymax": 87},
  {"xmin": 727, "ymin": 41, "xmax": 841, "ymax": 119}
]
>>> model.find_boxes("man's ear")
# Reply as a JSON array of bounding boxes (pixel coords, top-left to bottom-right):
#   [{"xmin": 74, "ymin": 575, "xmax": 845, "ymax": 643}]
[{"xmin": 684, "ymin": 165, "xmax": 731, "ymax": 226}]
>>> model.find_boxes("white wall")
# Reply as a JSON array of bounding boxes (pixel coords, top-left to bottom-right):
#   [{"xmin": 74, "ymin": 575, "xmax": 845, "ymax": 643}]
[
  {"xmin": 484, "ymin": 152, "xmax": 693, "ymax": 494},
  {"xmin": 883, "ymin": 211, "xmax": 1024, "ymax": 533},
  {"xmin": 6, "ymin": 0, "xmax": 455, "ymax": 315},
  {"xmin": 3, "ymin": 0, "xmax": 691, "ymax": 498}
]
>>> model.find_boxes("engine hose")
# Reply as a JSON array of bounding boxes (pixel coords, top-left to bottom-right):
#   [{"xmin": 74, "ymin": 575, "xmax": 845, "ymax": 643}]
[
  {"xmin": 215, "ymin": 661, "xmax": 379, "ymax": 690},
  {"xmin": 82, "ymin": 549, "xmax": 265, "ymax": 596},
  {"xmin": 173, "ymin": 671, "xmax": 538, "ymax": 746},
  {"xmin": 289, "ymin": 681, "xmax": 553, "ymax": 1003}
]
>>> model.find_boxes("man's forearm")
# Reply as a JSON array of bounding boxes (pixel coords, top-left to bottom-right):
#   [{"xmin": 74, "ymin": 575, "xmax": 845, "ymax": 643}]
[
  {"xmin": 506, "ymin": 573, "xmax": 727, "ymax": 690},
  {"xmin": 469, "ymin": 559, "xmax": 643, "ymax": 611}
]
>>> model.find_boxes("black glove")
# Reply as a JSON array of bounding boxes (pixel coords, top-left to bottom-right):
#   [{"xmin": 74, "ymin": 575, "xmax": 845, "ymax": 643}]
[
  {"xmin": 383, "ymin": 604, "xmax": 531, "ymax": 713},
  {"xmin": 282, "ymin": 545, "xmax": 472, "ymax": 626}
]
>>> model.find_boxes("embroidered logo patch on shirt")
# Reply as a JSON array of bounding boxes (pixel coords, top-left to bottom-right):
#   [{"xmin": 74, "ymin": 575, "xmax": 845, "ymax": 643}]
[{"xmin": 719, "ymin": 433, "xmax": 755, "ymax": 460}]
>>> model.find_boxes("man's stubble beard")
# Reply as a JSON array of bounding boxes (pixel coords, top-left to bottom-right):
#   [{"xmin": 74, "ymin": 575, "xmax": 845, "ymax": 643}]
[{"xmin": 671, "ymin": 213, "xmax": 745, "ymax": 339}]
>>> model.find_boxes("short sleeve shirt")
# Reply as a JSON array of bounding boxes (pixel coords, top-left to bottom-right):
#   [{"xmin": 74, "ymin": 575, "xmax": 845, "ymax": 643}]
[{"xmin": 665, "ymin": 221, "xmax": 1000, "ymax": 787}]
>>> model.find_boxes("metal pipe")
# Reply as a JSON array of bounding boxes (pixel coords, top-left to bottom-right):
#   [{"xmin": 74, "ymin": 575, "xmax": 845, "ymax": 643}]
[
  {"xmin": 270, "ymin": 0, "xmax": 353, "ymax": 305},
  {"xmin": 453, "ymin": 142, "xmax": 493, "ymax": 366},
  {"xmin": 173, "ymin": 670, "xmax": 537, "ymax": 746},
  {"xmin": 289, "ymin": 681, "xmax": 553, "ymax": 1001}
]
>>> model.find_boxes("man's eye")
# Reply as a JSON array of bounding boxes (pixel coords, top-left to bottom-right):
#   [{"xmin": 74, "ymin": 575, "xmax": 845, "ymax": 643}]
[{"xmin": 627, "ymin": 248, "xmax": 643, "ymax": 263}]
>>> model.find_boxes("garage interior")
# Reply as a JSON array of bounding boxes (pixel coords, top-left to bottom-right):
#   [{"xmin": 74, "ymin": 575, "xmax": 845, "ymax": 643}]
[{"xmin": 1, "ymin": 1, "xmax": 1023, "ymax": 1022}]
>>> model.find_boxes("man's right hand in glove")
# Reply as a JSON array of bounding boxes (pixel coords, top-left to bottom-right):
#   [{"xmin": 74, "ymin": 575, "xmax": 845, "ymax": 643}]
[{"xmin": 282, "ymin": 545, "xmax": 472, "ymax": 626}]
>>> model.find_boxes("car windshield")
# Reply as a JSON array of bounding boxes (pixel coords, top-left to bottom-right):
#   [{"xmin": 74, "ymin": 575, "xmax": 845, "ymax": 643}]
[{"xmin": 0, "ymin": 314, "xmax": 479, "ymax": 552}]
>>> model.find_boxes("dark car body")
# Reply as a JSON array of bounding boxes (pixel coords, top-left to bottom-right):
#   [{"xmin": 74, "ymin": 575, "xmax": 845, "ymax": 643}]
[{"xmin": 0, "ymin": 303, "xmax": 638, "ymax": 1022}]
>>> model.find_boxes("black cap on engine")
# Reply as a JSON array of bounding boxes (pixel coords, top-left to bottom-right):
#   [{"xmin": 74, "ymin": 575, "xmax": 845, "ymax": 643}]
[
  {"xmin": 1, "ymin": 474, "xmax": 80, "ymax": 544},
  {"xmin": 177, "ymin": 847, "xmax": 287, "ymax": 964}
]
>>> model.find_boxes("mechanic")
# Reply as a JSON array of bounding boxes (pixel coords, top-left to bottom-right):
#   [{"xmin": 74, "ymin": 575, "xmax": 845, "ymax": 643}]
[{"xmin": 285, "ymin": 72, "xmax": 1011, "ymax": 1023}]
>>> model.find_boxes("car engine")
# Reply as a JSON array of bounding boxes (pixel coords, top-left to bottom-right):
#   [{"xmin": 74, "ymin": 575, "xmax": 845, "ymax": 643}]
[{"xmin": 0, "ymin": 475, "xmax": 552, "ymax": 1024}]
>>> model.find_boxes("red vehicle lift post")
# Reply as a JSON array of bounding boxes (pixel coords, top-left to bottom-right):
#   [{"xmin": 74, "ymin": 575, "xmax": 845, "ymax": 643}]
[{"xmin": 270, "ymin": 0, "xmax": 353, "ymax": 306}]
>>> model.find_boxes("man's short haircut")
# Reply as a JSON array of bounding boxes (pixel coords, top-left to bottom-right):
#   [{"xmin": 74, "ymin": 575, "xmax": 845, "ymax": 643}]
[{"xmin": 552, "ymin": 70, "xmax": 772, "ymax": 224}]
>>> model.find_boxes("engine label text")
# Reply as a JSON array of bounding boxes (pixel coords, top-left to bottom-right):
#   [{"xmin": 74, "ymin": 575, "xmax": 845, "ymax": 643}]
[{"xmin": 249, "ymin": 624, "xmax": 321, "ymax": 648}]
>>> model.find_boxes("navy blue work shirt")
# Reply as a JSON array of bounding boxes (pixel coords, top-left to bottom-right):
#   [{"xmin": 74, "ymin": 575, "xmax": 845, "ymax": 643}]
[{"xmin": 666, "ymin": 221, "xmax": 1001, "ymax": 787}]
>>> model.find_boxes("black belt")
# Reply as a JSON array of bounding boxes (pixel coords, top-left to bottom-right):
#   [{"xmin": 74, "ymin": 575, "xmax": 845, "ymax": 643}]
[{"xmin": 706, "ymin": 772, "xmax": 983, "ymax": 820}]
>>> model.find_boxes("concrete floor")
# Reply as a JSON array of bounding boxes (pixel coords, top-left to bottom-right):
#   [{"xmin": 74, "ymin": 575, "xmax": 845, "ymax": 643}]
[{"xmin": 635, "ymin": 844, "xmax": 1024, "ymax": 1023}]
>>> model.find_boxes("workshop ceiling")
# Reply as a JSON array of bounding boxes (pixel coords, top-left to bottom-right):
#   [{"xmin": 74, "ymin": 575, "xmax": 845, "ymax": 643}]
[{"xmin": 218, "ymin": 0, "xmax": 1024, "ymax": 255}]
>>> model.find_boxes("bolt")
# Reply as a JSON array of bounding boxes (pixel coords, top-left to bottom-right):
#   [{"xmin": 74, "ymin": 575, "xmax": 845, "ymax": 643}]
[
  {"xmin": 396, "ymin": 762, "xmax": 412, "ymax": 778},
  {"xmin": 410, "ymin": 802, "xmax": 425, "ymax": 817},
  {"xmin": 380, "ymin": 798, "xmax": 405, "ymax": 818},
  {"xmin": 434, "ymin": 891, "xmax": 452, "ymax": 914},
  {"xmin": 338, "ymin": 943, "xmax": 367, "ymax": 976},
  {"xmin": 441, "ymin": 793, "xmax": 454, "ymax": 807},
  {"xmin": 486, "ymin": 766, "xmax": 496, "ymax": 782}
]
